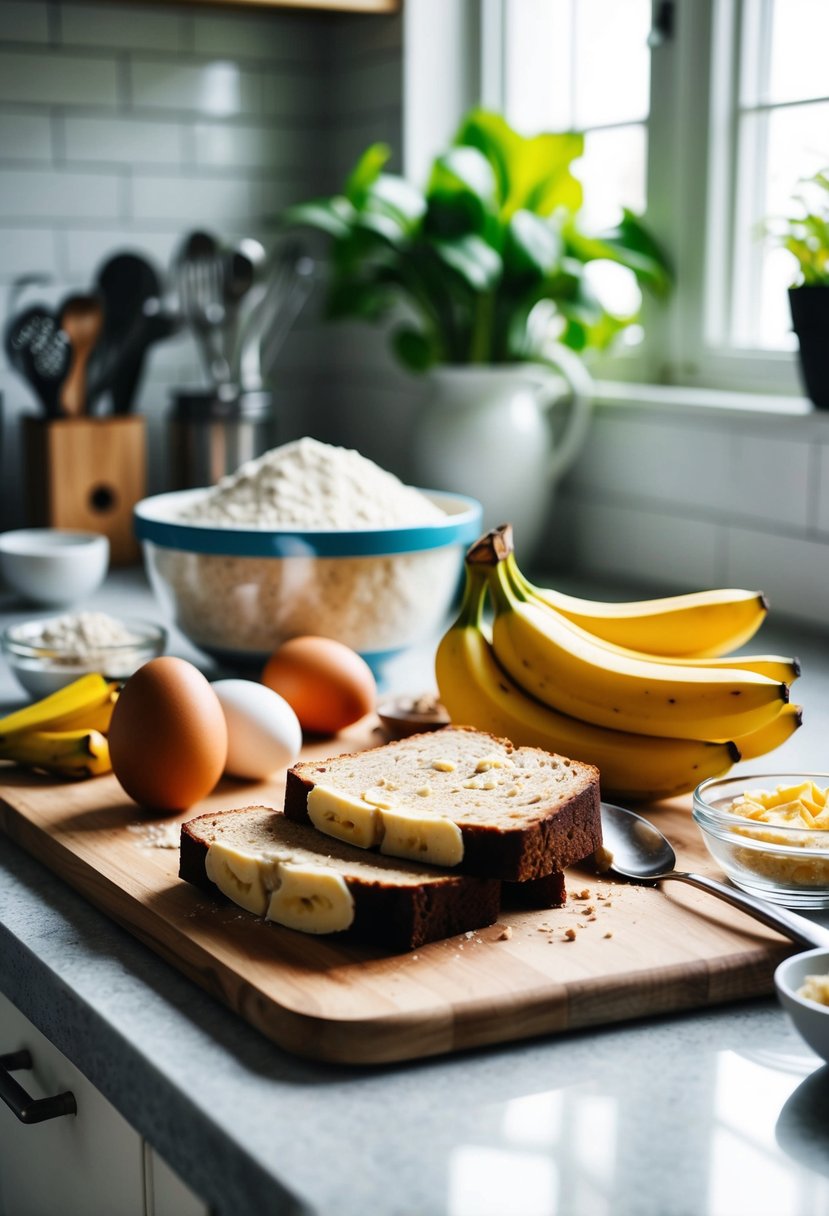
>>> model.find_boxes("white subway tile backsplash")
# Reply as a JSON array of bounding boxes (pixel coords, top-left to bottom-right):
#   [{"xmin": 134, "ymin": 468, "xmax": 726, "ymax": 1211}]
[
  {"xmin": 0, "ymin": 1, "xmax": 401, "ymax": 531},
  {"xmin": 0, "ymin": 166, "xmax": 121, "ymax": 220},
  {"xmin": 331, "ymin": 55, "xmax": 401, "ymax": 116},
  {"xmin": 193, "ymin": 121, "xmax": 309, "ymax": 172},
  {"xmin": 334, "ymin": 13, "xmax": 403, "ymax": 57},
  {"xmin": 0, "ymin": 2, "xmax": 49, "ymax": 44},
  {"xmin": 562, "ymin": 497, "xmax": 723, "ymax": 589},
  {"xmin": 131, "ymin": 173, "xmax": 254, "ymax": 223},
  {"xmin": 193, "ymin": 11, "xmax": 320, "ymax": 63},
  {"xmin": 0, "ymin": 226, "xmax": 59, "ymax": 280},
  {"xmin": 726, "ymin": 525, "xmax": 829, "ymax": 624},
  {"xmin": 330, "ymin": 108, "xmax": 402, "ymax": 179},
  {"xmin": 130, "ymin": 57, "xmax": 262, "ymax": 116},
  {"xmin": 562, "ymin": 401, "xmax": 829, "ymax": 627},
  {"xmin": 254, "ymin": 173, "xmax": 314, "ymax": 219},
  {"xmin": 57, "ymin": 228, "xmax": 179, "ymax": 280},
  {"xmin": 59, "ymin": 4, "xmax": 189, "ymax": 53},
  {"xmin": 0, "ymin": 110, "xmax": 52, "ymax": 161},
  {"xmin": 728, "ymin": 433, "xmax": 812, "ymax": 528},
  {"xmin": 0, "ymin": 50, "xmax": 118, "ymax": 106},
  {"xmin": 570, "ymin": 413, "xmax": 733, "ymax": 512},
  {"xmin": 262, "ymin": 69, "xmax": 323, "ymax": 120},
  {"xmin": 63, "ymin": 115, "xmax": 184, "ymax": 166}
]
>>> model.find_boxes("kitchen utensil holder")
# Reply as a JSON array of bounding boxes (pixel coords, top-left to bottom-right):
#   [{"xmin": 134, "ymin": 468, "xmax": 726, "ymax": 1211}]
[
  {"xmin": 168, "ymin": 388, "xmax": 276, "ymax": 490},
  {"xmin": 23, "ymin": 415, "xmax": 146, "ymax": 565}
]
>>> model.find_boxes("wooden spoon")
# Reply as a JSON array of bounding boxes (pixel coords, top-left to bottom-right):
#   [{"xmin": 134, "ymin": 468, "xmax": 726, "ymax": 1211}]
[{"xmin": 59, "ymin": 294, "xmax": 104, "ymax": 416}]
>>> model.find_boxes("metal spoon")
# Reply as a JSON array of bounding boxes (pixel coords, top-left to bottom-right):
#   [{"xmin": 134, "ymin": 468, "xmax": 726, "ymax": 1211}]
[{"xmin": 600, "ymin": 801, "xmax": 829, "ymax": 949}]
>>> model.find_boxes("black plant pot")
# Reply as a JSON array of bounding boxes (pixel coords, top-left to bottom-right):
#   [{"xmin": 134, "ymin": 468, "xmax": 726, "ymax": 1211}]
[{"xmin": 789, "ymin": 285, "xmax": 829, "ymax": 409}]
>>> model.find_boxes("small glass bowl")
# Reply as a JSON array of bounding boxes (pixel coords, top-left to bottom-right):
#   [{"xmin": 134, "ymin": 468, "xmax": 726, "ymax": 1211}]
[
  {"xmin": 693, "ymin": 772, "xmax": 829, "ymax": 909},
  {"xmin": 2, "ymin": 616, "xmax": 167, "ymax": 697}
]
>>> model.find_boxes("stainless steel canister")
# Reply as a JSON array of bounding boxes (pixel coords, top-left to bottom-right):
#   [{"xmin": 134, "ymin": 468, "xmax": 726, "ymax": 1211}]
[{"xmin": 168, "ymin": 389, "xmax": 276, "ymax": 489}]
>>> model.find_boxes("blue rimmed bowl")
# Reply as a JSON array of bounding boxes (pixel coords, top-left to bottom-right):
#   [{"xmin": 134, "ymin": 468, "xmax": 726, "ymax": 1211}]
[{"xmin": 134, "ymin": 488, "xmax": 483, "ymax": 674}]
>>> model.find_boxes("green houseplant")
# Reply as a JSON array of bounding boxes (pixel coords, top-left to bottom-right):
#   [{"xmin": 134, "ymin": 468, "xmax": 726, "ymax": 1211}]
[
  {"xmin": 767, "ymin": 168, "xmax": 829, "ymax": 409},
  {"xmin": 283, "ymin": 109, "xmax": 671, "ymax": 558},
  {"xmin": 283, "ymin": 108, "xmax": 671, "ymax": 373}
]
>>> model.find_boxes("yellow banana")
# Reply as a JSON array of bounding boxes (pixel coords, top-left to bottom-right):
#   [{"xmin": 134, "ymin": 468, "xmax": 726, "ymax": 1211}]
[
  {"xmin": 0, "ymin": 673, "xmax": 116, "ymax": 742},
  {"xmin": 507, "ymin": 555, "xmax": 799, "ymax": 686},
  {"xmin": 482, "ymin": 551, "xmax": 788, "ymax": 741},
  {"xmin": 0, "ymin": 728, "xmax": 111, "ymax": 779},
  {"xmin": 51, "ymin": 689, "xmax": 119, "ymax": 735},
  {"xmin": 435, "ymin": 567, "xmax": 740, "ymax": 801},
  {"xmin": 510, "ymin": 558, "xmax": 768, "ymax": 658},
  {"xmin": 676, "ymin": 654, "xmax": 799, "ymax": 684},
  {"xmin": 727, "ymin": 704, "xmax": 803, "ymax": 761}
]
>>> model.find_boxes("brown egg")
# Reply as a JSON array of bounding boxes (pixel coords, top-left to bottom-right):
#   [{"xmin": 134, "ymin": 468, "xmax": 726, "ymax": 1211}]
[
  {"xmin": 261, "ymin": 637, "xmax": 376, "ymax": 735},
  {"xmin": 109, "ymin": 656, "xmax": 227, "ymax": 812}
]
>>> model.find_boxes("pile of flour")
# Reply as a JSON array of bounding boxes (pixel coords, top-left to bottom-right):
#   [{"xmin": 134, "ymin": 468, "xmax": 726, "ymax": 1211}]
[
  {"xmin": 30, "ymin": 612, "xmax": 141, "ymax": 657},
  {"xmin": 182, "ymin": 437, "xmax": 446, "ymax": 529}
]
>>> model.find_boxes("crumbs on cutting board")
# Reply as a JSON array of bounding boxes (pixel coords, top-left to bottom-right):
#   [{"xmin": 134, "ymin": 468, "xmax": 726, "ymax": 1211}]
[{"xmin": 520, "ymin": 881, "xmax": 620, "ymax": 944}]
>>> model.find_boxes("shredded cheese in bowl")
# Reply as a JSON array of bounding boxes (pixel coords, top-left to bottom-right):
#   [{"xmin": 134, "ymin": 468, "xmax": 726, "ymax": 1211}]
[
  {"xmin": 693, "ymin": 774, "xmax": 829, "ymax": 907},
  {"xmin": 729, "ymin": 782, "xmax": 829, "ymax": 831},
  {"xmin": 725, "ymin": 783, "xmax": 829, "ymax": 887}
]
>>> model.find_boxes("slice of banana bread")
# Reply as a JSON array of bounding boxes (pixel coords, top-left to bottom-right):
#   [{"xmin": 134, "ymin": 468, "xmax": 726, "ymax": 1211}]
[
  {"xmin": 283, "ymin": 726, "xmax": 601, "ymax": 882},
  {"xmin": 180, "ymin": 805, "xmax": 501, "ymax": 952}
]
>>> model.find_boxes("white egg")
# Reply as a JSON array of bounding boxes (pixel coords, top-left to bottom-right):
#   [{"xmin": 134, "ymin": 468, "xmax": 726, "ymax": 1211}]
[{"xmin": 212, "ymin": 678, "xmax": 302, "ymax": 780}]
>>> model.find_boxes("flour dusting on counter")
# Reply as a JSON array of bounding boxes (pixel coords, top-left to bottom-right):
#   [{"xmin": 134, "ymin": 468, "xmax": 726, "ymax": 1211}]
[{"xmin": 128, "ymin": 822, "xmax": 181, "ymax": 849}]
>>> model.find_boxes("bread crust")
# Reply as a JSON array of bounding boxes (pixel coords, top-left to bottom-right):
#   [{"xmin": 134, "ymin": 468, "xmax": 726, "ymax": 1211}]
[
  {"xmin": 284, "ymin": 727, "xmax": 601, "ymax": 882},
  {"xmin": 179, "ymin": 807, "xmax": 501, "ymax": 953}
]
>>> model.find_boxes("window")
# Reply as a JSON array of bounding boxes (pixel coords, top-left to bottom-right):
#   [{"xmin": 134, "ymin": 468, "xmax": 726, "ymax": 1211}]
[{"xmin": 486, "ymin": 0, "xmax": 829, "ymax": 396}]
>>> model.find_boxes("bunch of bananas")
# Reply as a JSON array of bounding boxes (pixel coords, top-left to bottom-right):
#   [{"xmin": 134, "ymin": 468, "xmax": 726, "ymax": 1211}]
[
  {"xmin": 435, "ymin": 526, "xmax": 802, "ymax": 801},
  {"xmin": 0, "ymin": 673, "xmax": 118, "ymax": 779}
]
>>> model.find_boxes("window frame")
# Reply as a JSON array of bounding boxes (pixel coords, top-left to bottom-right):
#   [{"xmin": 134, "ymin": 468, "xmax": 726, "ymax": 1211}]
[{"xmin": 477, "ymin": 0, "xmax": 804, "ymax": 397}]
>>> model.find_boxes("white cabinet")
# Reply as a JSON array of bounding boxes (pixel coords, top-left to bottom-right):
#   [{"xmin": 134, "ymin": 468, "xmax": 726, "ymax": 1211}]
[
  {"xmin": 144, "ymin": 1144, "xmax": 208, "ymax": 1216},
  {"xmin": 0, "ymin": 993, "xmax": 208, "ymax": 1216}
]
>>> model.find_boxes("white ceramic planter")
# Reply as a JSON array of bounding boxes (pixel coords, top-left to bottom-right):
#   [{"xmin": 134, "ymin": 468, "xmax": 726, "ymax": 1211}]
[{"xmin": 412, "ymin": 350, "xmax": 593, "ymax": 561}]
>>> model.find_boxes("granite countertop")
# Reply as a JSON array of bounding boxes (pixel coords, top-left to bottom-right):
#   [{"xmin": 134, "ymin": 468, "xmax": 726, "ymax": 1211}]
[{"xmin": 2, "ymin": 570, "xmax": 829, "ymax": 1216}]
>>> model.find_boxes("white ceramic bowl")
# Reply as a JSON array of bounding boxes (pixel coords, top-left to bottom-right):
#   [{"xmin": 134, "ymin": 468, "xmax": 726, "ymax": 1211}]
[
  {"xmin": 134, "ymin": 488, "xmax": 483, "ymax": 676},
  {"xmin": 1, "ymin": 616, "xmax": 166, "ymax": 697},
  {"xmin": 775, "ymin": 949, "xmax": 829, "ymax": 1062},
  {"xmin": 693, "ymin": 772, "xmax": 829, "ymax": 908},
  {"xmin": 0, "ymin": 529, "xmax": 109, "ymax": 606}
]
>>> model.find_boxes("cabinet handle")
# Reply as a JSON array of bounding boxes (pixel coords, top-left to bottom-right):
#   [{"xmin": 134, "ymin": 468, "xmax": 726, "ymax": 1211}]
[{"xmin": 0, "ymin": 1050, "xmax": 77, "ymax": 1124}]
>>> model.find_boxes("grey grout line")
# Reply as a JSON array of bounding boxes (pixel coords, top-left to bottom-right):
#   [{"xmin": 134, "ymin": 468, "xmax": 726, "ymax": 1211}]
[
  {"xmin": 179, "ymin": 12, "xmax": 196, "ymax": 57},
  {"xmin": 50, "ymin": 106, "xmax": 64, "ymax": 164},
  {"xmin": 117, "ymin": 51, "xmax": 131, "ymax": 112},
  {"xmin": 0, "ymin": 37, "xmax": 324, "ymax": 72},
  {"xmin": 46, "ymin": 0, "xmax": 60, "ymax": 48}
]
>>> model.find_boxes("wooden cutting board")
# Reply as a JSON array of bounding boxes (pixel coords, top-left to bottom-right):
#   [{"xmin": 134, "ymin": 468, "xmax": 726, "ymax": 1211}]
[{"xmin": 0, "ymin": 720, "xmax": 793, "ymax": 1066}]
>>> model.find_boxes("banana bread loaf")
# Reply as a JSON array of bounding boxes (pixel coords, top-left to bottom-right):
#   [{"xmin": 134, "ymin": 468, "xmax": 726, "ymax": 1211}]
[
  {"xmin": 180, "ymin": 805, "xmax": 501, "ymax": 952},
  {"xmin": 283, "ymin": 726, "xmax": 601, "ymax": 882}
]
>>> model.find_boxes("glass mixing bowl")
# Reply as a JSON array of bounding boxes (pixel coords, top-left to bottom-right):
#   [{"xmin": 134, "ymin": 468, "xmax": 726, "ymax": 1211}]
[{"xmin": 134, "ymin": 488, "xmax": 483, "ymax": 677}]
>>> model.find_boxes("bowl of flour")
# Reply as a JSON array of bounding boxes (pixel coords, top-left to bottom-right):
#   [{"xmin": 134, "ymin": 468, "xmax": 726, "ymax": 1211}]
[{"xmin": 133, "ymin": 438, "xmax": 483, "ymax": 673}]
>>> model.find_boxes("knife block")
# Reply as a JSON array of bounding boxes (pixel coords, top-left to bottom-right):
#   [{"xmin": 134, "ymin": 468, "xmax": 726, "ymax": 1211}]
[{"xmin": 23, "ymin": 416, "xmax": 146, "ymax": 566}]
